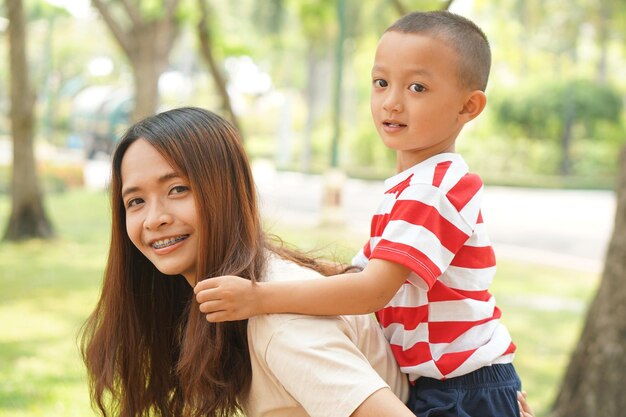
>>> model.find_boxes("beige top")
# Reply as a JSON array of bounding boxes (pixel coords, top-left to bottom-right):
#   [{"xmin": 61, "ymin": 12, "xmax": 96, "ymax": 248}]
[{"xmin": 243, "ymin": 256, "xmax": 409, "ymax": 417}]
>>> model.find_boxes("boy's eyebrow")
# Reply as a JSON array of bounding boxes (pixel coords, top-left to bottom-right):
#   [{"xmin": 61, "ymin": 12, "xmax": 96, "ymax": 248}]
[
  {"xmin": 371, "ymin": 65, "xmax": 433, "ymax": 78},
  {"xmin": 410, "ymin": 68, "xmax": 433, "ymax": 78},
  {"xmin": 121, "ymin": 172, "xmax": 181, "ymax": 199}
]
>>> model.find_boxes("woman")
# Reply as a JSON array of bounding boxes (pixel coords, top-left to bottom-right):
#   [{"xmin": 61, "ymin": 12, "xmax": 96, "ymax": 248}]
[{"xmin": 80, "ymin": 107, "xmax": 534, "ymax": 417}]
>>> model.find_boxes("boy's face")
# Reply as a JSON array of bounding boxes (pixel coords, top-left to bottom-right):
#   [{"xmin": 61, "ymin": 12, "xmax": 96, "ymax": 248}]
[{"xmin": 370, "ymin": 31, "xmax": 471, "ymax": 169}]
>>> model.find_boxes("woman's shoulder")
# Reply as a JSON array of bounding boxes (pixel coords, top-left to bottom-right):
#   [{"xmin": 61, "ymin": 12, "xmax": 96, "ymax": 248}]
[{"xmin": 264, "ymin": 253, "xmax": 325, "ymax": 283}]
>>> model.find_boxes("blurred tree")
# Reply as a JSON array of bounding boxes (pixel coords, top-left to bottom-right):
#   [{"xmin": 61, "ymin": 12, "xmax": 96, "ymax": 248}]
[
  {"xmin": 330, "ymin": 0, "xmax": 346, "ymax": 169},
  {"xmin": 295, "ymin": 0, "xmax": 335, "ymax": 171},
  {"xmin": 588, "ymin": 0, "xmax": 626, "ymax": 84},
  {"xmin": 390, "ymin": 0, "xmax": 454, "ymax": 16},
  {"xmin": 552, "ymin": 145, "xmax": 626, "ymax": 417},
  {"xmin": 27, "ymin": 1, "xmax": 69, "ymax": 142},
  {"xmin": 493, "ymin": 80, "xmax": 623, "ymax": 175},
  {"xmin": 3, "ymin": 0, "xmax": 54, "ymax": 240},
  {"xmin": 91, "ymin": 0, "xmax": 181, "ymax": 122},
  {"xmin": 196, "ymin": 0, "xmax": 241, "ymax": 137}
]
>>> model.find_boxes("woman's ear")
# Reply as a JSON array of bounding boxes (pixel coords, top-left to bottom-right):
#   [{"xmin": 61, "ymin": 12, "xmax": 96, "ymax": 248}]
[{"xmin": 458, "ymin": 90, "xmax": 487, "ymax": 123}]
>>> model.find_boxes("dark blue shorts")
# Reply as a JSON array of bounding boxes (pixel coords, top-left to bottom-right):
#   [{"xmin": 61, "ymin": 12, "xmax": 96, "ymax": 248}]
[{"xmin": 407, "ymin": 363, "xmax": 521, "ymax": 417}]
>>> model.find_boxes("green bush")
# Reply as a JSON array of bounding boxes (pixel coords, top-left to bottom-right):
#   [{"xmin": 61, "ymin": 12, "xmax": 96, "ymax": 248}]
[
  {"xmin": 492, "ymin": 79, "xmax": 623, "ymax": 140},
  {"xmin": 0, "ymin": 163, "xmax": 84, "ymax": 195}
]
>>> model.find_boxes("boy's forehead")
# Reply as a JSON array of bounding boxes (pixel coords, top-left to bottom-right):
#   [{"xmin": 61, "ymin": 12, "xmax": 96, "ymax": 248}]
[{"xmin": 373, "ymin": 31, "xmax": 457, "ymax": 67}]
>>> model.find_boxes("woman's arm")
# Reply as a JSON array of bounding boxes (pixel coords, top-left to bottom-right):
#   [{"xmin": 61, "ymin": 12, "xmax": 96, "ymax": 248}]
[
  {"xmin": 351, "ymin": 388, "xmax": 415, "ymax": 417},
  {"xmin": 195, "ymin": 258, "xmax": 411, "ymax": 322}
]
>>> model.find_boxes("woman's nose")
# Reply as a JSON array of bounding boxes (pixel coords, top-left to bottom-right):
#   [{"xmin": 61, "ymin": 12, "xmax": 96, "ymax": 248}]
[{"xmin": 143, "ymin": 202, "xmax": 173, "ymax": 230}]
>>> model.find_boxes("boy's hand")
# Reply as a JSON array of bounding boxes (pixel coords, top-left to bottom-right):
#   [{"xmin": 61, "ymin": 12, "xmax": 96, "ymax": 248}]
[
  {"xmin": 517, "ymin": 391, "xmax": 534, "ymax": 417},
  {"xmin": 194, "ymin": 276, "xmax": 260, "ymax": 322}
]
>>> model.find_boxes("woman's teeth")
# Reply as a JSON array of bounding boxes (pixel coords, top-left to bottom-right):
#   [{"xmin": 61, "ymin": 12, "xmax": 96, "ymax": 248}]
[{"xmin": 152, "ymin": 235, "xmax": 188, "ymax": 249}]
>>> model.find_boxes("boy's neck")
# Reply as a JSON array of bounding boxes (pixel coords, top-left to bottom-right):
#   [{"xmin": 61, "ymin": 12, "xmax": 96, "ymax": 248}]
[{"xmin": 396, "ymin": 146, "xmax": 457, "ymax": 173}]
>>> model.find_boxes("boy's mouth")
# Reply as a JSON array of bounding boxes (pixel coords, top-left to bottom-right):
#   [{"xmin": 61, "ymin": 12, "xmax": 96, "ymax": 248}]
[
  {"xmin": 384, "ymin": 122, "xmax": 406, "ymax": 127},
  {"xmin": 383, "ymin": 119, "xmax": 406, "ymax": 128},
  {"xmin": 151, "ymin": 235, "xmax": 190, "ymax": 249}
]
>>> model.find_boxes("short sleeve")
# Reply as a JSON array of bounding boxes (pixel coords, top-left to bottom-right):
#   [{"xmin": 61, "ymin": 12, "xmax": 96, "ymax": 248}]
[
  {"xmin": 351, "ymin": 243, "xmax": 369, "ymax": 269},
  {"xmin": 264, "ymin": 316, "xmax": 390, "ymax": 417},
  {"xmin": 370, "ymin": 184, "xmax": 474, "ymax": 288}
]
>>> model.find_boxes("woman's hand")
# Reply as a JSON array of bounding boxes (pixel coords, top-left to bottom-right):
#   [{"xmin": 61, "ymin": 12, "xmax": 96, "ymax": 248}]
[
  {"xmin": 518, "ymin": 391, "xmax": 534, "ymax": 417},
  {"xmin": 194, "ymin": 276, "xmax": 260, "ymax": 322}
]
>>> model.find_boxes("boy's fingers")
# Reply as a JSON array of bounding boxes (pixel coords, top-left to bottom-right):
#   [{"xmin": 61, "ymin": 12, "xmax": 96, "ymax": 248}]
[
  {"xmin": 517, "ymin": 391, "xmax": 533, "ymax": 417},
  {"xmin": 195, "ymin": 276, "xmax": 235, "ymax": 295},
  {"xmin": 194, "ymin": 277, "xmax": 219, "ymax": 293},
  {"xmin": 195, "ymin": 287, "xmax": 221, "ymax": 303},
  {"xmin": 198, "ymin": 300, "xmax": 224, "ymax": 314},
  {"xmin": 204, "ymin": 311, "xmax": 230, "ymax": 323}
]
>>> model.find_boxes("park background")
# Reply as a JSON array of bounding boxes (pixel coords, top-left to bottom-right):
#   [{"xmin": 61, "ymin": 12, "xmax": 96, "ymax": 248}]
[{"xmin": 0, "ymin": 0, "xmax": 625, "ymax": 416}]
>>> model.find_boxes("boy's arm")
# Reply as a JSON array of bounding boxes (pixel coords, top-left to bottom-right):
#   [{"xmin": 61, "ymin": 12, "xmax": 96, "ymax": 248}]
[{"xmin": 195, "ymin": 259, "xmax": 411, "ymax": 322}]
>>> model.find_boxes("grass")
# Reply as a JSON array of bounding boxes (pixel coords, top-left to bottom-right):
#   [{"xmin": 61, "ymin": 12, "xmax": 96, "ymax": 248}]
[
  {"xmin": 0, "ymin": 190, "xmax": 109, "ymax": 417},
  {"xmin": 0, "ymin": 189, "xmax": 600, "ymax": 417}
]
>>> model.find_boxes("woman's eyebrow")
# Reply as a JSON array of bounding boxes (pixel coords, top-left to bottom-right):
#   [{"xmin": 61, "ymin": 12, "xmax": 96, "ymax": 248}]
[{"xmin": 121, "ymin": 172, "xmax": 181, "ymax": 199}]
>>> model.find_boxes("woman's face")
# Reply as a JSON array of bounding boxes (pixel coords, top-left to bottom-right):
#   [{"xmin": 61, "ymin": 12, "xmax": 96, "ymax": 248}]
[{"xmin": 121, "ymin": 138, "xmax": 199, "ymax": 286}]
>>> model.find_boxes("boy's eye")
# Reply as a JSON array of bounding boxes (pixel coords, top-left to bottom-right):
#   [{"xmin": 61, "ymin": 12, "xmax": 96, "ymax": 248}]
[
  {"xmin": 409, "ymin": 83, "xmax": 425, "ymax": 93},
  {"xmin": 373, "ymin": 79, "xmax": 388, "ymax": 88}
]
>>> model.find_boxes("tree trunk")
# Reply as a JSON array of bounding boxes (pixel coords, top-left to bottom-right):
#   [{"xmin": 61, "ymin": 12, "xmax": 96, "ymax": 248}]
[
  {"xmin": 196, "ymin": 0, "xmax": 242, "ymax": 137},
  {"xmin": 128, "ymin": 21, "xmax": 171, "ymax": 122},
  {"xmin": 301, "ymin": 46, "xmax": 323, "ymax": 173},
  {"xmin": 595, "ymin": 1, "xmax": 610, "ymax": 84},
  {"xmin": 3, "ymin": 0, "xmax": 54, "ymax": 241},
  {"xmin": 559, "ymin": 113, "xmax": 574, "ymax": 176},
  {"xmin": 91, "ymin": 0, "xmax": 180, "ymax": 123},
  {"xmin": 552, "ymin": 146, "xmax": 626, "ymax": 417}
]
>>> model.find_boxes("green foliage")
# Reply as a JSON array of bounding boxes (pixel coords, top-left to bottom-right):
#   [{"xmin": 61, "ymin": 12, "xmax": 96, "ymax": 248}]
[
  {"xmin": 492, "ymin": 79, "xmax": 623, "ymax": 140},
  {"xmin": 26, "ymin": 0, "xmax": 69, "ymax": 20},
  {"xmin": 457, "ymin": 133, "xmax": 621, "ymax": 187},
  {"xmin": 253, "ymin": 0, "xmax": 287, "ymax": 35},
  {"xmin": 347, "ymin": 122, "xmax": 395, "ymax": 178},
  {"xmin": 293, "ymin": 0, "xmax": 336, "ymax": 47}
]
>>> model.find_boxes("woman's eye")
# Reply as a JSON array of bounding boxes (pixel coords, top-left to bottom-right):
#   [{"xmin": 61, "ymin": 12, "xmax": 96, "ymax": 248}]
[
  {"xmin": 409, "ymin": 83, "xmax": 425, "ymax": 93},
  {"xmin": 126, "ymin": 198, "xmax": 143, "ymax": 208},
  {"xmin": 373, "ymin": 79, "xmax": 388, "ymax": 88},
  {"xmin": 170, "ymin": 185, "xmax": 189, "ymax": 195}
]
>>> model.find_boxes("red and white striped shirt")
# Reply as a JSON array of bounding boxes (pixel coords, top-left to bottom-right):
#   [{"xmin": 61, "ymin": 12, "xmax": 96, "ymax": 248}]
[{"xmin": 352, "ymin": 153, "xmax": 515, "ymax": 381}]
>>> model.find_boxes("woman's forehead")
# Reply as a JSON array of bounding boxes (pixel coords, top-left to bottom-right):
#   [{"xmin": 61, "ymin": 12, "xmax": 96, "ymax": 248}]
[{"xmin": 120, "ymin": 139, "xmax": 179, "ymax": 187}]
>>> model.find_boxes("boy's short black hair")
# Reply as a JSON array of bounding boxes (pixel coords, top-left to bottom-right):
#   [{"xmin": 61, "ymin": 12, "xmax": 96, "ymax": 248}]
[{"xmin": 386, "ymin": 10, "xmax": 491, "ymax": 92}]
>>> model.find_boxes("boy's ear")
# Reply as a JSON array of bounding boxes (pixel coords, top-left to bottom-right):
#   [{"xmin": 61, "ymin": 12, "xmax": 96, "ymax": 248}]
[{"xmin": 458, "ymin": 90, "xmax": 487, "ymax": 123}]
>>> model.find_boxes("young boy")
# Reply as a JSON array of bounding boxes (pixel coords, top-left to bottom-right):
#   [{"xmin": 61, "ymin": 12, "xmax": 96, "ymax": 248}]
[{"xmin": 196, "ymin": 10, "xmax": 521, "ymax": 416}]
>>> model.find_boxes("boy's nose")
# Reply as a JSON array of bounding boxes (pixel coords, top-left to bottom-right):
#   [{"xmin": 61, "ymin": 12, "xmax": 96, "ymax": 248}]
[{"xmin": 382, "ymin": 93, "xmax": 403, "ymax": 113}]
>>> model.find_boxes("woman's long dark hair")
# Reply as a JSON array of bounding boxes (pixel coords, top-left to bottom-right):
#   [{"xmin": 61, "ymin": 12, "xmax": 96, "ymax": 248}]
[{"xmin": 80, "ymin": 107, "xmax": 272, "ymax": 417}]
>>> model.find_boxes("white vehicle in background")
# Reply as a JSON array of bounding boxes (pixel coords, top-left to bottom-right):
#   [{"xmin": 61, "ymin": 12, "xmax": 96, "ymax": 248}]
[{"xmin": 70, "ymin": 85, "xmax": 133, "ymax": 159}]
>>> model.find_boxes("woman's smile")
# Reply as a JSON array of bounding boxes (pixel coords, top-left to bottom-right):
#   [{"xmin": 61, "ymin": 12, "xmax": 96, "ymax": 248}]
[{"xmin": 150, "ymin": 234, "xmax": 190, "ymax": 250}]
